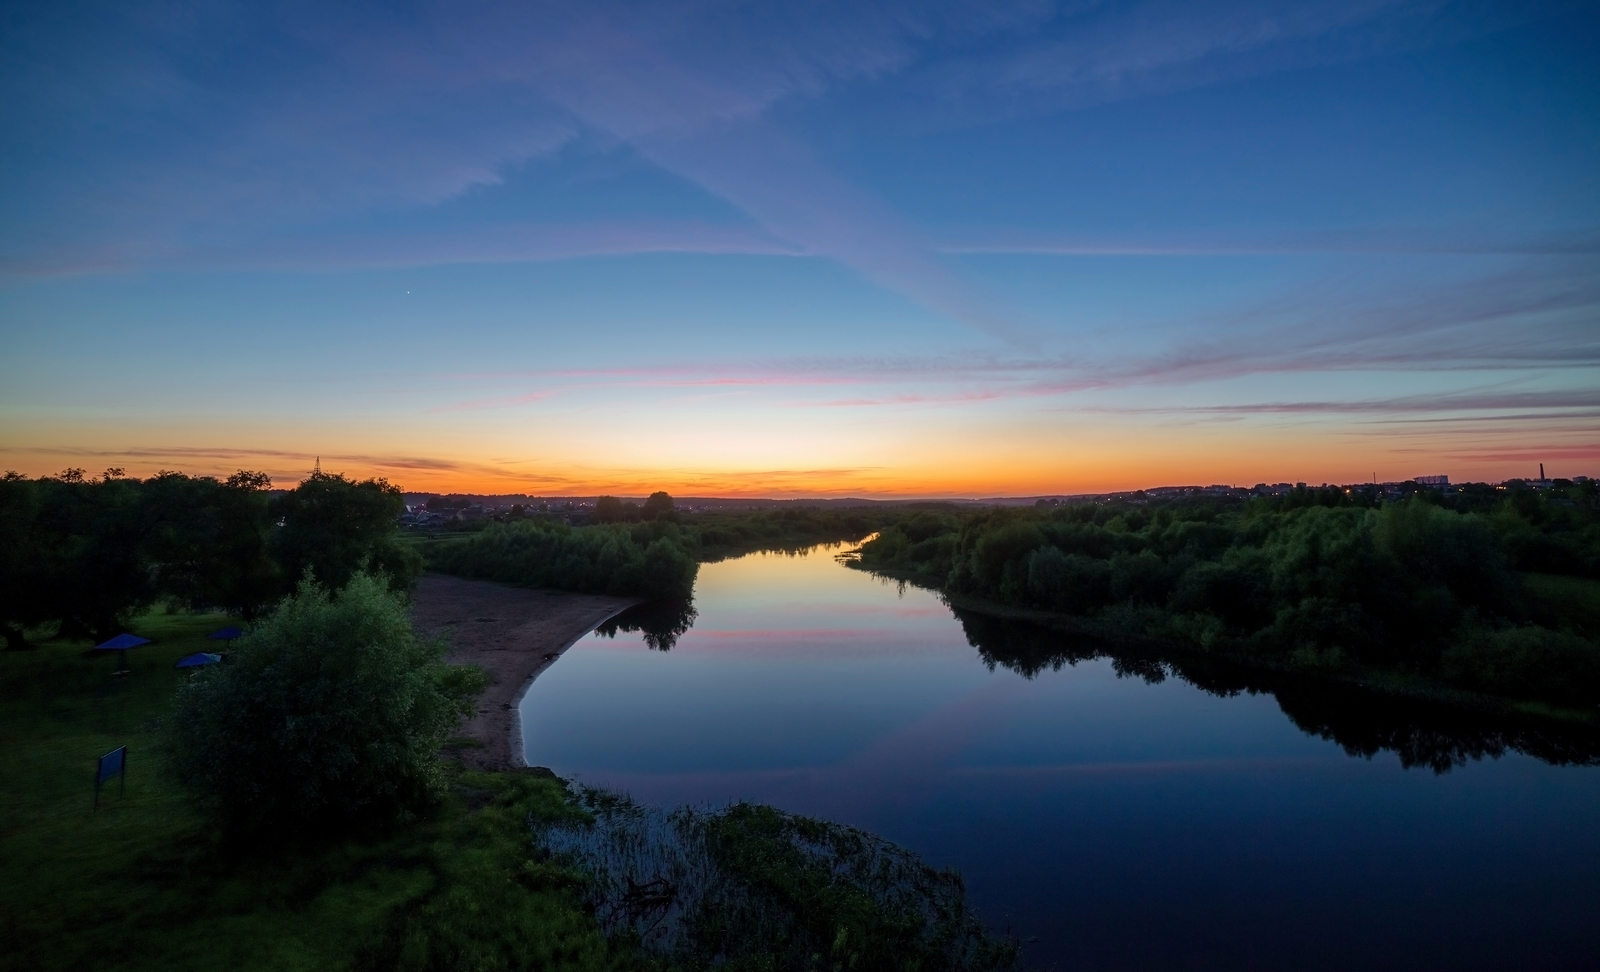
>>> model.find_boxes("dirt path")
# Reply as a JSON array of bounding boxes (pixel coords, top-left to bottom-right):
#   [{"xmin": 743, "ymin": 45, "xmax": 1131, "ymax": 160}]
[{"xmin": 411, "ymin": 573, "xmax": 640, "ymax": 771}]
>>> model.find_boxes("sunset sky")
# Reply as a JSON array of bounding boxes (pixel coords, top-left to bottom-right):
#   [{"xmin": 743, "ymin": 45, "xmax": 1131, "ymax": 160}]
[{"xmin": 3, "ymin": 1, "xmax": 1596, "ymax": 496}]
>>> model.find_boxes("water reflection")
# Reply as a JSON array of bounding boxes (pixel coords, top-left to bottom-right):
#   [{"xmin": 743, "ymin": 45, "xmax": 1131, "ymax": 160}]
[
  {"xmin": 594, "ymin": 598, "xmax": 698, "ymax": 651},
  {"xmin": 950, "ymin": 604, "xmax": 1600, "ymax": 774},
  {"xmin": 595, "ymin": 580, "xmax": 1600, "ymax": 773},
  {"xmin": 528, "ymin": 545, "xmax": 1600, "ymax": 971}
]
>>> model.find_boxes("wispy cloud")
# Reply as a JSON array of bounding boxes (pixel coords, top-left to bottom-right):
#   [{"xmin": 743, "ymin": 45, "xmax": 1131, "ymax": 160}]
[
  {"xmin": 805, "ymin": 391, "xmax": 1006, "ymax": 408},
  {"xmin": 1444, "ymin": 445, "xmax": 1600, "ymax": 462},
  {"xmin": 892, "ymin": 0, "xmax": 1562, "ymax": 131},
  {"xmin": 2, "ymin": 0, "xmax": 1045, "ymax": 340},
  {"xmin": 425, "ymin": 256, "xmax": 1599, "ymax": 410},
  {"xmin": 10, "ymin": 0, "xmax": 1545, "ymax": 339},
  {"xmin": 0, "ymin": 444, "xmax": 468, "ymax": 473},
  {"xmin": 938, "ymin": 227, "xmax": 1600, "ymax": 257},
  {"xmin": 1083, "ymin": 388, "xmax": 1600, "ymax": 416}
]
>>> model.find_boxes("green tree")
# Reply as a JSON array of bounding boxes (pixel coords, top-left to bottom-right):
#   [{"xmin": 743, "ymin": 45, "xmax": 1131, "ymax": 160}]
[
  {"xmin": 31, "ymin": 471, "xmax": 155, "ymax": 641},
  {"xmin": 593, "ymin": 495, "xmax": 625, "ymax": 523},
  {"xmin": 272, "ymin": 472, "xmax": 420, "ymax": 592},
  {"xmin": 164, "ymin": 573, "xmax": 483, "ymax": 833},
  {"xmin": 641, "ymin": 490, "xmax": 676, "ymax": 521},
  {"xmin": 0, "ymin": 473, "xmax": 46, "ymax": 649},
  {"xmin": 142, "ymin": 470, "xmax": 281, "ymax": 618}
]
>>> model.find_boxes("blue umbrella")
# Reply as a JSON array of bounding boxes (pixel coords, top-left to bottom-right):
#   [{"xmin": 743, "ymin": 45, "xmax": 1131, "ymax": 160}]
[
  {"xmin": 175, "ymin": 652, "xmax": 222, "ymax": 669},
  {"xmin": 207, "ymin": 626, "xmax": 243, "ymax": 641},
  {"xmin": 93, "ymin": 633, "xmax": 151, "ymax": 674}
]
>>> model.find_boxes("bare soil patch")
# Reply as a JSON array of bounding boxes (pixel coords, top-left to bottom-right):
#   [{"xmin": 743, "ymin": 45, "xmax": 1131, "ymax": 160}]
[{"xmin": 411, "ymin": 573, "xmax": 639, "ymax": 770}]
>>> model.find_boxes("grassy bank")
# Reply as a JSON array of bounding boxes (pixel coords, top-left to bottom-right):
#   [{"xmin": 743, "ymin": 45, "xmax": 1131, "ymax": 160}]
[
  {"xmin": 0, "ymin": 615, "xmax": 617, "ymax": 972},
  {"xmin": 4, "ymin": 610, "xmax": 1015, "ymax": 971}
]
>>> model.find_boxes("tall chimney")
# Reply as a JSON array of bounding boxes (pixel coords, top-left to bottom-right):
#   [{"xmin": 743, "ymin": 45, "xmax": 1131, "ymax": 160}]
[{"xmin": 1540, "ymin": 462, "xmax": 1546, "ymax": 481}]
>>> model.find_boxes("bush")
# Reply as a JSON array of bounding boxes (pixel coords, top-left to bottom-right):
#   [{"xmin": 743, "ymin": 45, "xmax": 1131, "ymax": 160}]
[
  {"xmin": 164, "ymin": 573, "xmax": 483, "ymax": 834},
  {"xmin": 1027, "ymin": 547, "xmax": 1110, "ymax": 613}
]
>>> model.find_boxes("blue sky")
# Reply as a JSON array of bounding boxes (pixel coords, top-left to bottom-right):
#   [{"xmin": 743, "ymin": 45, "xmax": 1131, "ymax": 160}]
[{"xmin": 2, "ymin": 0, "xmax": 1596, "ymax": 495}]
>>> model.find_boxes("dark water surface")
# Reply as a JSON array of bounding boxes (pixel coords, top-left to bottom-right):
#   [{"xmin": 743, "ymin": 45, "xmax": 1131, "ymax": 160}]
[{"xmin": 522, "ymin": 545, "xmax": 1600, "ymax": 971}]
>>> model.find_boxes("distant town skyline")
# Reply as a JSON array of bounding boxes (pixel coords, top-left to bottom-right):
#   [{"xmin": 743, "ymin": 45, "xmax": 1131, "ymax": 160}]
[{"xmin": 3, "ymin": 1, "xmax": 1596, "ymax": 495}]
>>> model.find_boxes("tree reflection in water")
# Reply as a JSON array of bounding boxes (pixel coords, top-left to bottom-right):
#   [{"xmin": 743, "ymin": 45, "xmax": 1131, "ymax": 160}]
[
  {"xmin": 595, "ymin": 598, "xmax": 698, "ymax": 652},
  {"xmin": 590, "ymin": 584, "xmax": 1600, "ymax": 772},
  {"xmin": 950, "ymin": 606, "xmax": 1600, "ymax": 774}
]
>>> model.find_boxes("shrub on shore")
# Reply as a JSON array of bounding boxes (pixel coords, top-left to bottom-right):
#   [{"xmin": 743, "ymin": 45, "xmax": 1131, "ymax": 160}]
[{"xmin": 163, "ymin": 572, "xmax": 483, "ymax": 834}]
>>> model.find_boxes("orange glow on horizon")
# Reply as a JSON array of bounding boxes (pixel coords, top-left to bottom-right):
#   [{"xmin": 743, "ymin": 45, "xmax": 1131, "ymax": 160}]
[{"xmin": 4, "ymin": 431, "xmax": 1590, "ymax": 498}]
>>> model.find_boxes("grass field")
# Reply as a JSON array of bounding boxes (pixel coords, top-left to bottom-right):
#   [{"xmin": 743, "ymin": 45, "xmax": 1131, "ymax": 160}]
[
  {"xmin": 0, "ymin": 614, "xmax": 621, "ymax": 972},
  {"xmin": 1524, "ymin": 572, "xmax": 1600, "ymax": 637}
]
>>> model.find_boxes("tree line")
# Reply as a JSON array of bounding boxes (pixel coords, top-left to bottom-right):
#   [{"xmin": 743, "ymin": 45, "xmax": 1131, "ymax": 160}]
[
  {"xmin": 422, "ymin": 496, "xmax": 888, "ymax": 601},
  {"xmin": 425, "ymin": 517, "xmax": 699, "ymax": 599},
  {"xmin": 0, "ymin": 467, "xmax": 418, "ymax": 647},
  {"xmin": 855, "ymin": 483, "xmax": 1600, "ymax": 709}
]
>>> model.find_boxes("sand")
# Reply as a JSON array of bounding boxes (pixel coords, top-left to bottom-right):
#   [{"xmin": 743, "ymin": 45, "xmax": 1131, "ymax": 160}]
[{"xmin": 410, "ymin": 572, "xmax": 640, "ymax": 771}]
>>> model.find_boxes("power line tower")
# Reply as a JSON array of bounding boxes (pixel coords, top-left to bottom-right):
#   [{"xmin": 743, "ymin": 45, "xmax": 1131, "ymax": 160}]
[{"xmin": 313, "ymin": 456, "xmax": 322, "ymax": 477}]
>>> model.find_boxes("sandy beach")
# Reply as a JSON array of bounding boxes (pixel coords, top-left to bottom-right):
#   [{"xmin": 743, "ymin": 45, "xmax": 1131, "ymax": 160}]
[{"xmin": 411, "ymin": 572, "xmax": 640, "ymax": 771}]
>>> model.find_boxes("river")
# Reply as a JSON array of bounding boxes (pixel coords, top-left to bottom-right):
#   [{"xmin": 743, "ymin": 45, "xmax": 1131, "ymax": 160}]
[{"xmin": 521, "ymin": 543, "xmax": 1600, "ymax": 971}]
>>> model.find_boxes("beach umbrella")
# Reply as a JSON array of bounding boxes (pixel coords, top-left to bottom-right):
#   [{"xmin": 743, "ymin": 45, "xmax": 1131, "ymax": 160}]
[
  {"xmin": 175, "ymin": 652, "xmax": 222, "ymax": 669},
  {"xmin": 93, "ymin": 633, "xmax": 151, "ymax": 675},
  {"xmin": 207, "ymin": 626, "xmax": 243, "ymax": 641}
]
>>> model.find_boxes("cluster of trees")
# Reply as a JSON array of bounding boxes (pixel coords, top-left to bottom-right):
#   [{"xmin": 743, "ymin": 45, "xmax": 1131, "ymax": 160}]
[
  {"xmin": 856, "ymin": 485, "xmax": 1600, "ymax": 708},
  {"xmin": 1234, "ymin": 480, "xmax": 1600, "ymax": 576},
  {"xmin": 427, "ymin": 518, "xmax": 699, "ymax": 599},
  {"xmin": 692, "ymin": 507, "xmax": 878, "ymax": 560},
  {"xmin": 592, "ymin": 491, "xmax": 677, "ymax": 523},
  {"xmin": 0, "ymin": 468, "xmax": 419, "ymax": 646},
  {"xmin": 426, "ymin": 497, "xmax": 890, "ymax": 600}
]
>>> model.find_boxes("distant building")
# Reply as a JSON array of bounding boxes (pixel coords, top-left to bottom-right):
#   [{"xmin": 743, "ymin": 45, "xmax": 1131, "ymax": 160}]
[{"xmin": 1415, "ymin": 475, "xmax": 1448, "ymax": 486}]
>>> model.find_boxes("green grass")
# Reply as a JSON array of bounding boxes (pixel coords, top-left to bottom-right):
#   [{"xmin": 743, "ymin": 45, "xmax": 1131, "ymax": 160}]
[
  {"xmin": 0, "ymin": 614, "xmax": 623, "ymax": 972},
  {"xmin": 1524, "ymin": 572, "xmax": 1600, "ymax": 637}
]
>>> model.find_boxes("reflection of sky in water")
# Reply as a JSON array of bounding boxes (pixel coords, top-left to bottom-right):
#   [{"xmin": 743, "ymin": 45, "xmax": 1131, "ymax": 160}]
[{"xmin": 523, "ymin": 546, "xmax": 1600, "ymax": 971}]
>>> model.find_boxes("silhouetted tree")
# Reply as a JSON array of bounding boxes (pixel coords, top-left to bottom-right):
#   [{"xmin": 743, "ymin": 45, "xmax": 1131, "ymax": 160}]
[
  {"xmin": 641, "ymin": 491, "xmax": 677, "ymax": 521},
  {"xmin": 272, "ymin": 472, "xmax": 420, "ymax": 592}
]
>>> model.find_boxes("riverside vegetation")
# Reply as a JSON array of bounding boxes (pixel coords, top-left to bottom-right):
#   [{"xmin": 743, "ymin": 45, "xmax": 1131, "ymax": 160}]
[
  {"xmin": 419, "ymin": 498, "xmax": 887, "ymax": 601},
  {"xmin": 853, "ymin": 482, "xmax": 1600, "ymax": 714},
  {"xmin": 2, "ymin": 471, "xmax": 1012, "ymax": 971}
]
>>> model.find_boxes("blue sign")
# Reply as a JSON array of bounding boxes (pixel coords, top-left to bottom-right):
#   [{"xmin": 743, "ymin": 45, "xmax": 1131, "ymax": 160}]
[
  {"xmin": 98, "ymin": 746, "xmax": 125, "ymax": 784},
  {"xmin": 95, "ymin": 746, "xmax": 127, "ymax": 810}
]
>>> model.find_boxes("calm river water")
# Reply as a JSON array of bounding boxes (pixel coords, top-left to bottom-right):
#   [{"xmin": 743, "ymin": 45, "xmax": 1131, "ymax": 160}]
[{"xmin": 522, "ymin": 544, "xmax": 1600, "ymax": 971}]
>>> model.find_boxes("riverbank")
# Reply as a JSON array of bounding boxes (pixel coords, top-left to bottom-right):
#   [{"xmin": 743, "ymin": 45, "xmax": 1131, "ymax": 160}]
[
  {"xmin": 0, "ymin": 612, "xmax": 613, "ymax": 971},
  {"xmin": 851, "ymin": 563, "xmax": 1600, "ymax": 727},
  {"xmin": 410, "ymin": 573, "xmax": 639, "ymax": 770}
]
